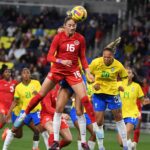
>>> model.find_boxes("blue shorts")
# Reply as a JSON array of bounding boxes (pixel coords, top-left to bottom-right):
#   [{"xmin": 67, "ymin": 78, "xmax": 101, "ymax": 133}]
[
  {"xmin": 11, "ymin": 112, "xmax": 18, "ymax": 123},
  {"xmin": 70, "ymin": 107, "xmax": 92, "ymax": 125},
  {"xmin": 18, "ymin": 110, "xmax": 40, "ymax": 126},
  {"xmin": 124, "ymin": 117, "xmax": 138, "ymax": 128},
  {"xmin": 92, "ymin": 94, "xmax": 122, "ymax": 111}
]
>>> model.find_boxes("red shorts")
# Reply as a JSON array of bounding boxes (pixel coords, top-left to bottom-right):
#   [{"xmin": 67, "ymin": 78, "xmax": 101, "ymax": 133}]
[
  {"xmin": 47, "ymin": 71, "xmax": 82, "ymax": 85},
  {"xmin": 41, "ymin": 114, "xmax": 69, "ymax": 129},
  {"xmin": 0, "ymin": 104, "xmax": 8, "ymax": 115}
]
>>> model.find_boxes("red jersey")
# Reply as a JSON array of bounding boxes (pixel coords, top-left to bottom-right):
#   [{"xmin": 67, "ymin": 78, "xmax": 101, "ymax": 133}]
[
  {"xmin": 0, "ymin": 79, "xmax": 18, "ymax": 109},
  {"xmin": 47, "ymin": 32, "xmax": 88, "ymax": 74},
  {"xmin": 41, "ymin": 84, "xmax": 60, "ymax": 116}
]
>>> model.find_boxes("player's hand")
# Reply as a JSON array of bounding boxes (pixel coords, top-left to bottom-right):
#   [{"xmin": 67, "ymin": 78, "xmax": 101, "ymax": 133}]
[
  {"xmin": 143, "ymin": 97, "xmax": 150, "ymax": 105},
  {"xmin": 61, "ymin": 60, "xmax": 72, "ymax": 67},
  {"xmin": 93, "ymin": 83, "xmax": 100, "ymax": 91},
  {"xmin": 118, "ymin": 86, "xmax": 124, "ymax": 92},
  {"xmin": 86, "ymin": 71, "xmax": 95, "ymax": 83}
]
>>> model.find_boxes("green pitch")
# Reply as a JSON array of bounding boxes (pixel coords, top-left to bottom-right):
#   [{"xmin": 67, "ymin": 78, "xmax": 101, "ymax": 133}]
[{"xmin": 0, "ymin": 125, "xmax": 149, "ymax": 150}]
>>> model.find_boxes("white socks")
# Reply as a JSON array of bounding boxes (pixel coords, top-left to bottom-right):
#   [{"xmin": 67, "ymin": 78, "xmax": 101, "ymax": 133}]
[
  {"xmin": 41, "ymin": 131, "xmax": 49, "ymax": 150},
  {"xmin": 116, "ymin": 120, "xmax": 128, "ymax": 147},
  {"xmin": 88, "ymin": 140, "xmax": 96, "ymax": 150},
  {"xmin": 95, "ymin": 125, "xmax": 104, "ymax": 149},
  {"xmin": 77, "ymin": 115, "xmax": 86, "ymax": 143},
  {"xmin": 32, "ymin": 141, "xmax": 39, "ymax": 149},
  {"xmin": 53, "ymin": 112, "xmax": 62, "ymax": 141},
  {"xmin": 2, "ymin": 130, "xmax": 14, "ymax": 150}
]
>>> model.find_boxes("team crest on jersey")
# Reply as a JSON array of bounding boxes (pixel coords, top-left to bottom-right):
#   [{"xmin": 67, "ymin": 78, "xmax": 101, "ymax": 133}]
[
  {"xmin": 111, "ymin": 67, "xmax": 115, "ymax": 72},
  {"xmin": 74, "ymin": 40, "xmax": 80, "ymax": 45},
  {"xmin": 132, "ymin": 87, "xmax": 135, "ymax": 92}
]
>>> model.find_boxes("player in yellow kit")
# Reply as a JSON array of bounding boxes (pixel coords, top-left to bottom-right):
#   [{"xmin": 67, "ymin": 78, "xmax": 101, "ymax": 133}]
[
  {"xmin": 117, "ymin": 67, "xmax": 150, "ymax": 150},
  {"xmin": 89, "ymin": 37, "xmax": 128, "ymax": 150},
  {"xmin": 2, "ymin": 68, "xmax": 42, "ymax": 150}
]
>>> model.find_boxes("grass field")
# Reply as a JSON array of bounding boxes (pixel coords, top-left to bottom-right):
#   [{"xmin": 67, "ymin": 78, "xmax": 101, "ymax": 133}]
[{"xmin": 0, "ymin": 124, "xmax": 150, "ymax": 150}]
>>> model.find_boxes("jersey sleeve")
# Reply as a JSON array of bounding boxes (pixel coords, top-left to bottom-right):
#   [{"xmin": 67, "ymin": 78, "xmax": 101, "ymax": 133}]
[
  {"xmin": 14, "ymin": 86, "xmax": 20, "ymax": 99},
  {"xmin": 137, "ymin": 84, "xmax": 144, "ymax": 99},
  {"xmin": 47, "ymin": 34, "xmax": 59, "ymax": 62},
  {"xmin": 78, "ymin": 36, "xmax": 88, "ymax": 69}
]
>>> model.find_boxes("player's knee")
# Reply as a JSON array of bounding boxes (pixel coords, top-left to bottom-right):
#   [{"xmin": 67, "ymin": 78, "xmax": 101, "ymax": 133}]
[
  {"xmin": 65, "ymin": 136, "xmax": 72, "ymax": 144},
  {"xmin": 56, "ymin": 105, "xmax": 64, "ymax": 113},
  {"xmin": 113, "ymin": 112, "xmax": 122, "ymax": 121},
  {"xmin": 76, "ymin": 108, "xmax": 83, "ymax": 116}
]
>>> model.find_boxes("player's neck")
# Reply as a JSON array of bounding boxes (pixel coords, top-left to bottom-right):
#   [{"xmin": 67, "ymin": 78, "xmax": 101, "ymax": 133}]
[
  {"xmin": 65, "ymin": 31, "xmax": 74, "ymax": 37},
  {"xmin": 22, "ymin": 79, "xmax": 31, "ymax": 85},
  {"xmin": 128, "ymin": 79, "xmax": 132, "ymax": 85}
]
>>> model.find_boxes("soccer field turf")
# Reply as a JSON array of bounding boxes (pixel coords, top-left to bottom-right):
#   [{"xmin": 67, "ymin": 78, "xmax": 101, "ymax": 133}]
[{"xmin": 0, "ymin": 125, "xmax": 150, "ymax": 150}]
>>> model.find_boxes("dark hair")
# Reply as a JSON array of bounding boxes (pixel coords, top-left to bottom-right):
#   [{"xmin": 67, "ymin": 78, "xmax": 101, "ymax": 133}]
[
  {"xmin": 0, "ymin": 64, "xmax": 8, "ymax": 75},
  {"xmin": 126, "ymin": 67, "xmax": 142, "ymax": 86},
  {"xmin": 64, "ymin": 16, "xmax": 77, "ymax": 24},
  {"xmin": 103, "ymin": 48, "xmax": 114, "ymax": 54},
  {"xmin": 21, "ymin": 67, "xmax": 30, "ymax": 73}
]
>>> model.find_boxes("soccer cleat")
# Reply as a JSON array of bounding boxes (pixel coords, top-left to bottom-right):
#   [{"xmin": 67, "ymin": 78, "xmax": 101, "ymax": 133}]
[
  {"xmin": 81, "ymin": 142, "xmax": 90, "ymax": 150},
  {"xmin": 14, "ymin": 112, "xmax": 26, "ymax": 128},
  {"xmin": 123, "ymin": 146, "xmax": 128, "ymax": 150},
  {"xmin": 32, "ymin": 148, "xmax": 40, "ymax": 150},
  {"xmin": 1, "ymin": 128, "xmax": 9, "ymax": 141},
  {"xmin": 132, "ymin": 142, "xmax": 137, "ymax": 150},
  {"xmin": 49, "ymin": 141, "xmax": 60, "ymax": 150}
]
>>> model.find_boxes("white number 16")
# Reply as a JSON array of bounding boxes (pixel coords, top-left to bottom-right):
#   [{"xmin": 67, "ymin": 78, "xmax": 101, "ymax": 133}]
[{"xmin": 66, "ymin": 44, "xmax": 75, "ymax": 52}]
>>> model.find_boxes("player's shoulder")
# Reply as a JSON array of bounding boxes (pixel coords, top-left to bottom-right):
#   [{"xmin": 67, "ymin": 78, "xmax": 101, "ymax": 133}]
[
  {"xmin": 31, "ymin": 79, "xmax": 41, "ymax": 84},
  {"xmin": 113, "ymin": 59, "xmax": 124, "ymax": 67},
  {"xmin": 132, "ymin": 82, "xmax": 141, "ymax": 87},
  {"xmin": 15, "ymin": 82, "xmax": 22, "ymax": 89}
]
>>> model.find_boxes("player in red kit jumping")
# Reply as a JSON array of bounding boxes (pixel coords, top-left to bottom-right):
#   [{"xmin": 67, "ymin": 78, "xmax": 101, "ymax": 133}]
[
  {"xmin": 40, "ymin": 84, "xmax": 72, "ymax": 149},
  {"xmin": 13, "ymin": 16, "xmax": 101, "ymax": 150},
  {"xmin": 0, "ymin": 64, "xmax": 18, "ymax": 129}
]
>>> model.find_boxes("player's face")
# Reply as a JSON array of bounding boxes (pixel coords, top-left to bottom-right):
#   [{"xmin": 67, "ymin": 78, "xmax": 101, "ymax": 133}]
[
  {"xmin": 21, "ymin": 69, "xmax": 31, "ymax": 81},
  {"xmin": 126, "ymin": 68, "xmax": 134, "ymax": 80},
  {"xmin": 3, "ymin": 69, "xmax": 11, "ymax": 80},
  {"xmin": 103, "ymin": 50, "xmax": 114, "ymax": 66},
  {"xmin": 64, "ymin": 19, "xmax": 77, "ymax": 36}
]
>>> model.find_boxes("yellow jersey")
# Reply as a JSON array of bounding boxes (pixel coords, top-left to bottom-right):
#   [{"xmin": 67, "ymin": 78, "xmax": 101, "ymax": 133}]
[
  {"xmin": 119, "ymin": 81, "xmax": 144, "ymax": 118},
  {"xmin": 89, "ymin": 57, "xmax": 128, "ymax": 95},
  {"xmin": 12, "ymin": 100, "xmax": 22, "ymax": 116},
  {"xmin": 14, "ymin": 80, "xmax": 41, "ymax": 113}
]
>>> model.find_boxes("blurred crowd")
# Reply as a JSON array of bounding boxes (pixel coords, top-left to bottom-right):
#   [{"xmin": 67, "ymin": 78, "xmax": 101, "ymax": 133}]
[{"xmin": 0, "ymin": 6, "xmax": 119, "ymax": 81}]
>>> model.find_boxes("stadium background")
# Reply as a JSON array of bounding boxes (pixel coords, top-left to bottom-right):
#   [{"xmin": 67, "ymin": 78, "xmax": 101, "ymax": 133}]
[{"xmin": 0, "ymin": 0, "xmax": 150, "ymax": 149}]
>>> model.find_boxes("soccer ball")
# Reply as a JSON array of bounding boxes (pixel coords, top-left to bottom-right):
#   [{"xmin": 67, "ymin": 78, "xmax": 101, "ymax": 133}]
[{"xmin": 69, "ymin": 6, "xmax": 87, "ymax": 22}]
